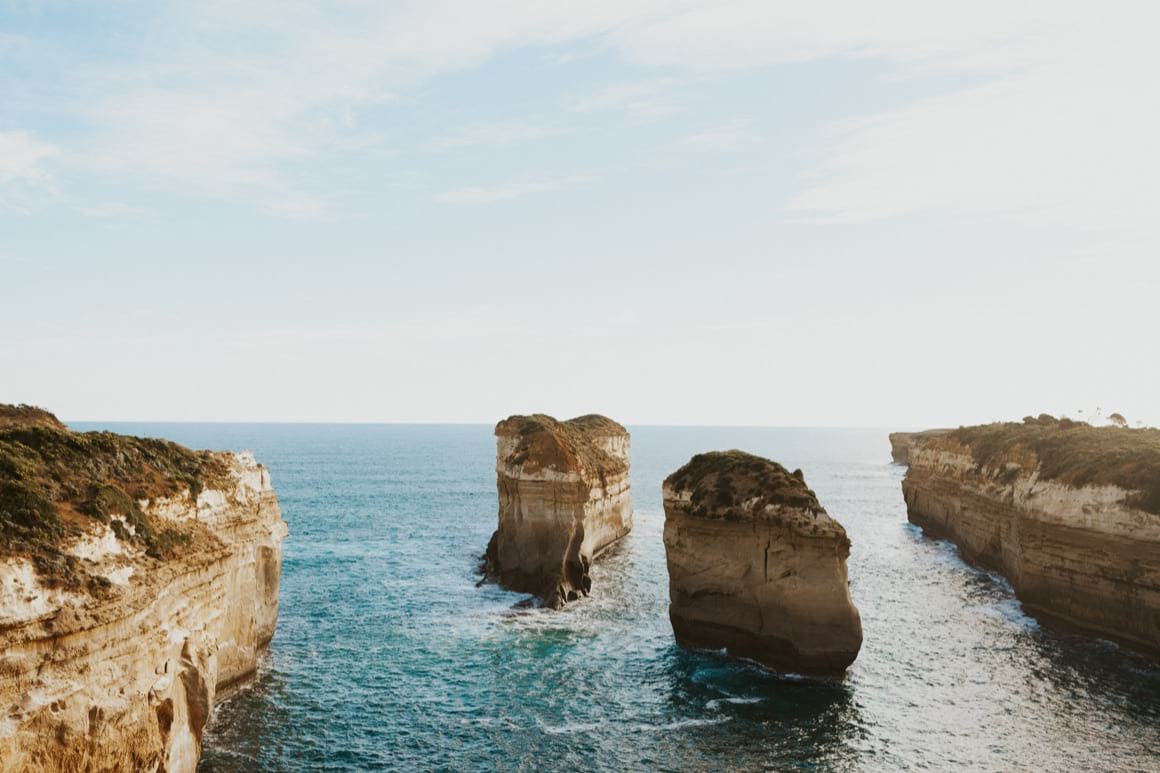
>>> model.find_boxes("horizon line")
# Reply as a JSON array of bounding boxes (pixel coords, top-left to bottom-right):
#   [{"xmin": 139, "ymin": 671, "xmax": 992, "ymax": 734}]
[{"xmin": 64, "ymin": 418, "xmax": 913, "ymax": 431}]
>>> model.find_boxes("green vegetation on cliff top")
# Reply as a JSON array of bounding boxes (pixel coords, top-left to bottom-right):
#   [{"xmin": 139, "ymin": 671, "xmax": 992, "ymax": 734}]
[
  {"xmin": 665, "ymin": 450, "xmax": 826, "ymax": 522},
  {"xmin": 0, "ymin": 404, "xmax": 227, "ymax": 589},
  {"xmin": 940, "ymin": 415, "xmax": 1160, "ymax": 515}
]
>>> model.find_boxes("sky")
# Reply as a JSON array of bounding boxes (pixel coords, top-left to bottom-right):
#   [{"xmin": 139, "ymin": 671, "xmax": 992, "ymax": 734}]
[{"xmin": 2, "ymin": 1, "xmax": 1158, "ymax": 427}]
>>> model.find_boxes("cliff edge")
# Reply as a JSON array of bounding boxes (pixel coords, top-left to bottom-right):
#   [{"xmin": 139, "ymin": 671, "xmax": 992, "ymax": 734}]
[
  {"xmin": 485, "ymin": 414, "xmax": 632, "ymax": 609},
  {"xmin": 902, "ymin": 415, "xmax": 1160, "ymax": 656},
  {"xmin": 663, "ymin": 451, "xmax": 862, "ymax": 675},
  {"xmin": 0, "ymin": 405, "xmax": 288, "ymax": 772},
  {"xmin": 889, "ymin": 429, "xmax": 950, "ymax": 465}
]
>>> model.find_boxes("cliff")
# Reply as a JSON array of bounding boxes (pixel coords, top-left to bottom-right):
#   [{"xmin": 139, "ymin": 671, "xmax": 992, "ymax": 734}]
[
  {"xmin": 662, "ymin": 451, "xmax": 862, "ymax": 675},
  {"xmin": 902, "ymin": 415, "xmax": 1160, "ymax": 656},
  {"xmin": 890, "ymin": 429, "xmax": 950, "ymax": 465},
  {"xmin": 0, "ymin": 405, "xmax": 287, "ymax": 772},
  {"xmin": 485, "ymin": 414, "xmax": 632, "ymax": 609}
]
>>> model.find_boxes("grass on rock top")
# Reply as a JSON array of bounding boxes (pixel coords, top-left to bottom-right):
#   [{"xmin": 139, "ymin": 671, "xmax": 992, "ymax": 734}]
[
  {"xmin": 495, "ymin": 413, "xmax": 629, "ymax": 478},
  {"xmin": 941, "ymin": 415, "xmax": 1160, "ymax": 515},
  {"xmin": 665, "ymin": 450, "xmax": 824, "ymax": 521},
  {"xmin": 0, "ymin": 405, "xmax": 225, "ymax": 589}
]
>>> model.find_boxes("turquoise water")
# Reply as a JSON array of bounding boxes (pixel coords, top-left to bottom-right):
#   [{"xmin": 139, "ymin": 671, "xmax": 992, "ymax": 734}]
[{"xmin": 76, "ymin": 424, "xmax": 1160, "ymax": 771}]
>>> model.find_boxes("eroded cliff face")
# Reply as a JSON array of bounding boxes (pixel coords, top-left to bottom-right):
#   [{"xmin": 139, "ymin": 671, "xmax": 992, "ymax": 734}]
[
  {"xmin": 485, "ymin": 414, "xmax": 632, "ymax": 609},
  {"xmin": 890, "ymin": 429, "xmax": 950, "ymax": 465},
  {"xmin": 889, "ymin": 433, "xmax": 914, "ymax": 465},
  {"xmin": 663, "ymin": 451, "xmax": 862, "ymax": 675},
  {"xmin": 0, "ymin": 407, "xmax": 287, "ymax": 772},
  {"xmin": 903, "ymin": 419, "xmax": 1160, "ymax": 656}
]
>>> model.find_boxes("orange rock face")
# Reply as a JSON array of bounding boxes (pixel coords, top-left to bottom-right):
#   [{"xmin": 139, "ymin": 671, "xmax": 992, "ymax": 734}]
[
  {"xmin": 0, "ymin": 411, "xmax": 287, "ymax": 772},
  {"xmin": 903, "ymin": 420, "xmax": 1160, "ymax": 657}
]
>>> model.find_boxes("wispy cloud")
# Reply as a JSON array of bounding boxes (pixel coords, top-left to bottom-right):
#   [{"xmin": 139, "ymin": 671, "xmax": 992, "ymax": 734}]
[
  {"xmin": 432, "ymin": 174, "xmax": 596, "ymax": 204},
  {"xmin": 0, "ymin": 131, "xmax": 57, "ymax": 185},
  {"xmin": 0, "ymin": 130, "xmax": 58, "ymax": 211},
  {"xmin": 665, "ymin": 119, "xmax": 757, "ymax": 151},
  {"xmin": 788, "ymin": 10, "xmax": 1160, "ymax": 239},
  {"xmin": 3, "ymin": 0, "xmax": 1156, "ymax": 240},
  {"xmin": 426, "ymin": 120, "xmax": 561, "ymax": 150},
  {"xmin": 568, "ymin": 77, "xmax": 686, "ymax": 123},
  {"xmin": 77, "ymin": 202, "xmax": 152, "ymax": 218}
]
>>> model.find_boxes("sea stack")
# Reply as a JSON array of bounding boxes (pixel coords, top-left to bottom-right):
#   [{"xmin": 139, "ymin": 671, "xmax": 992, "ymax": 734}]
[
  {"xmin": 663, "ymin": 451, "xmax": 862, "ymax": 675},
  {"xmin": 0, "ymin": 405, "xmax": 287, "ymax": 772},
  {"xmin": 903, "ymin": 415, "xmax": 1160, "ymax": 656},
  {"xmin": 486, "ymin": 414, "xmax": 632, "ymax": 608}
]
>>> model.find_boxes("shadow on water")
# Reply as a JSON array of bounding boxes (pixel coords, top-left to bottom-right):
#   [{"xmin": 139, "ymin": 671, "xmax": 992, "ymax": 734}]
[
  {"xmin": 908, "ymin": 520, "xmax": 1160, "ymax": 720},
  {"xmin": 655, "ymin": 644, "xmax": 866, "ymax": 769}
]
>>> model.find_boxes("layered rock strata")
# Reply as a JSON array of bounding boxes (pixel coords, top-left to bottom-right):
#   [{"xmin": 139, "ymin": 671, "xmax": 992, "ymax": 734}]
[
  {"xmin": 486, "ymin": 414, "xmax": 632, "ymax": 609},
  {"xmin": 0, "ymin": 405, "xmax": 287, "ymax": 772},
  {"xmin": 890, "ymin": 429, "xmax": 950, "ymax": 465},
  {"xmin": 663, "ymin": 451, "xmax": 862, "ymax": 675},
  {"xmin": 902, "ymin": 415, "xmax": 1160, "ymax": 656}
]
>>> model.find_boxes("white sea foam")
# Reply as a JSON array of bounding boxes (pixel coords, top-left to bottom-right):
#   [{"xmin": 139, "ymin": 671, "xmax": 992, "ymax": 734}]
[{"xmin": 705, "ymin": 697, "xmax": 765, "ymax": 710}]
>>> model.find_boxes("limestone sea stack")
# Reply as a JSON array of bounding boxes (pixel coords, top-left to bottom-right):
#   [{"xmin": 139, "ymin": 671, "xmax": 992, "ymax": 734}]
[
  {"xmin": 663, "ymin": 451, "xmax": 862, "ymax": 675},
  {"xmin": 0, "ymin": 405, "xmax": 288, "ymax": 772},
  {"xmin": 486, "ymin": 414, "xmax": 632, "ymax": 609},
  {"xmin": 903, "ymin": 415, "xmax": 1160, "ymax": 656}
]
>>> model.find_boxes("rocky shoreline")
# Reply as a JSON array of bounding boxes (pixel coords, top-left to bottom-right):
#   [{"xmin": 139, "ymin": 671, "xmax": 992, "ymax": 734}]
[
  {"xmin": 0, "ymin": 406, "xmax": 287, "ymax": 772},
  {"xmin": 901, "ymin": 416, "xmax": 1160, "ymax": 656},
  {"xmin": 6, "ymin": 399, "xmax": 1158, "ymax": 769}
]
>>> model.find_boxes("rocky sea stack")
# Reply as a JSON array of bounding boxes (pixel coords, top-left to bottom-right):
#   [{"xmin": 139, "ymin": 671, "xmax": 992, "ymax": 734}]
[
  {"xmin": 485, "ymin": 414, "xmax": 632, "ymax": 609},
  {"xmin": 903, "ymin": 415, "xmax": 1160, "ymax": 656},
  {"xmin": 0, "ymin": 405, "xmax": 287, "ymax": 772},
  {"xmin": 663, "ymin": 451, "xmax": 862, "ymax": 675}
]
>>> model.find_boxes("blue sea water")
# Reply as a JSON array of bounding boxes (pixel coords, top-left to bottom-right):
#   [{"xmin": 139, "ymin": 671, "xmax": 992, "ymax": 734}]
[{"xmin": 74, "ymin": 423, "xmax": 1160, "ymax": 772}]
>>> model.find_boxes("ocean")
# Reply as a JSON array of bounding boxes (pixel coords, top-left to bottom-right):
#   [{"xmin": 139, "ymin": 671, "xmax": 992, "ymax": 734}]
[{"xmin": 74, "ymin": 423, "xmax": 1160, "ymax": 771}]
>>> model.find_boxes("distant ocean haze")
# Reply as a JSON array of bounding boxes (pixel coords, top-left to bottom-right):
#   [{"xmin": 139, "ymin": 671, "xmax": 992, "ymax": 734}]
[{"xmin": 71, "ymin": 422, "xmax": 1160, "ymax": 771}]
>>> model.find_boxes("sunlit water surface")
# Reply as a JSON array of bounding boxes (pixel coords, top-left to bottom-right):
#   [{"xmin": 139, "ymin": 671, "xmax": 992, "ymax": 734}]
[{"xmin": 76, "ymin": 424, "xmax": 1160, "ymax": 771}]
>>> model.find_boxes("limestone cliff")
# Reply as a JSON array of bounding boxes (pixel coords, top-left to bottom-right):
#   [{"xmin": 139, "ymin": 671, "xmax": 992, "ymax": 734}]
[
  {"xmin": 902, "ymin": 415, "xmax": 1160, "ymax": 656},
  {"xmin": 0, "ymin": 405, "xmax": 287, "ymax": 772},
  {"xmin": 890, "ymin": 429, "xmax": 950, "ymax": 465},
  {"xmin": 663, "ymin": 451, "xmax": 862, "ymax": 675},
  {"xmin": 485, "ymin": 414, "xmax": 632, "ymax": 609}
]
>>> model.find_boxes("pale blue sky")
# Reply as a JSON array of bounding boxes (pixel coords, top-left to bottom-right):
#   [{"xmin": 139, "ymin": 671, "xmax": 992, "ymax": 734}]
[{"xmin": 3, "ymin": 2, "xmax": 1157, "ymax": 426}]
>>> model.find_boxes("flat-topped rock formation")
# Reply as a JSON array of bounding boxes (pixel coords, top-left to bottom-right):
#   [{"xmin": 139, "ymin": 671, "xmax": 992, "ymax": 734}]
[
  {"xmin": 889, "ymin": 429, "xmax": 951, "ymax": 465},
  {"xmin": 0, "ymin": 405, "xmax": 287, "ymax": 772},
  {"xmin": 485, "ymin": 414, "xmax": 632, "ymax": 609},
  {"xmin": 663, "ymin": 451, "xmax": 862, "ymax": 675},
  {"xmin": 902, "ymin": 415, "xmax": 1160, "ymax": 656}
]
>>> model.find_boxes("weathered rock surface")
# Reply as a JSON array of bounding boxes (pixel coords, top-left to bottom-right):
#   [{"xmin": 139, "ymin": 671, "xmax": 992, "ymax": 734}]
[
  {"xmin": 663, "ymin": 451, "xmax": 862, "ymax": 675},
  {"xmin": 0, "ymin": 405, "xmax": 287, "ymax": 772},
  {"xmin": 890, "ymin": 429, "xmax": 950, "ymax": 465},
  {"xmin": 902, "ymin": 415, "xmax": 1160, "ymax": 656},
  {"xmin": 485, "ymin": 414, "xmax": 632, "ymax": 608}
]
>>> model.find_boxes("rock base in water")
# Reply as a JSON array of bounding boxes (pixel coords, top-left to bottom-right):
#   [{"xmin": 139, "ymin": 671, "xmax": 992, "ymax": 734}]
[{"xmin": 903, "ymin": 416, "xmax": 1160, "ymax": 656}]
